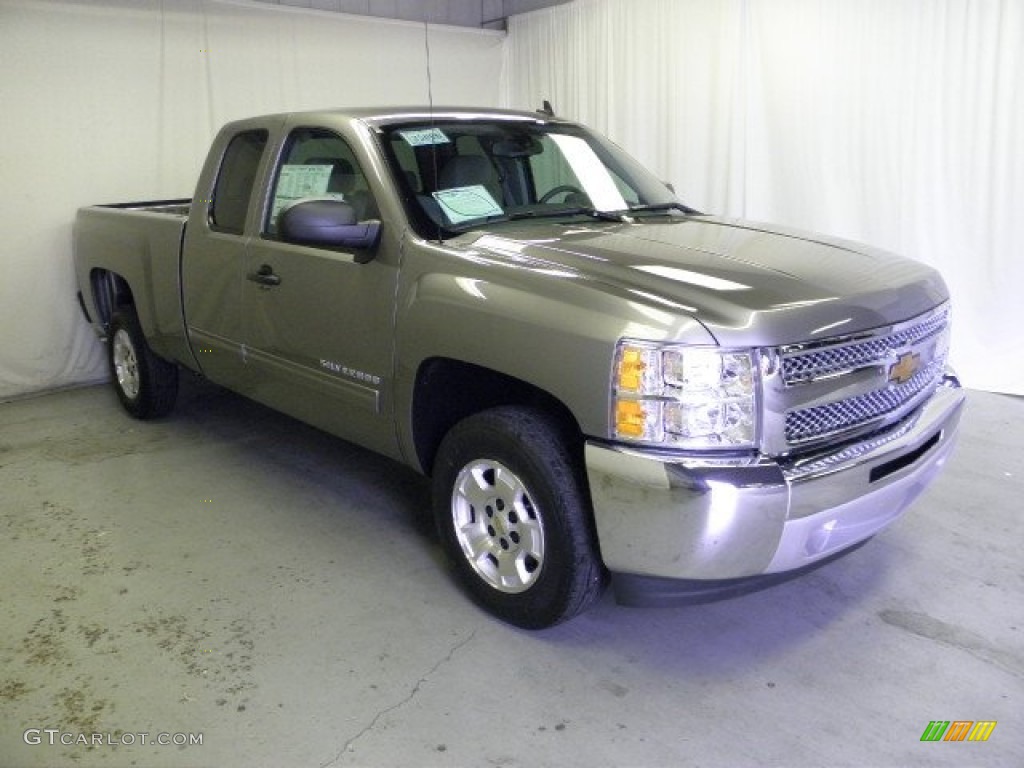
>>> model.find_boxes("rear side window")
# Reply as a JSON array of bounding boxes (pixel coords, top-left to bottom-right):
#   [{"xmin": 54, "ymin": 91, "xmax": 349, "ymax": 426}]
[{"xmin": 211, "ymin": 130, "xmax": 268, "ymax": 234}]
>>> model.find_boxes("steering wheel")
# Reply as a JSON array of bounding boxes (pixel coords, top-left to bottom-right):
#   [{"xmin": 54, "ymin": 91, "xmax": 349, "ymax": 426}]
[{"xmin": 539, "ymin": 184, "xmax": 586, "ymax": 203}]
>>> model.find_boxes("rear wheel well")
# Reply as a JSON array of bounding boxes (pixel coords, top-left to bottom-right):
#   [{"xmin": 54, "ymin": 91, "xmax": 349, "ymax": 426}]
[
  {"xmin": 90, "ymin": 269, "xmax": 135, "ymax": 329},
  {"xmin": 412, "ymin": 358, "xmax": 584, "ymax": 477}
]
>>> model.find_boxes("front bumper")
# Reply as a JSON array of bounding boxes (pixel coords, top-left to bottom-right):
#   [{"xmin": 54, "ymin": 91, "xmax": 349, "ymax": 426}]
[{"xmin": 585, "ymin": 375, "xmax": 965, "ymax": 604}]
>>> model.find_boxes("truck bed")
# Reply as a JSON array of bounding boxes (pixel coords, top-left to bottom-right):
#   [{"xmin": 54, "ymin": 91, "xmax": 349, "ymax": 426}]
[
  {"xmin": 74, "ymin": 199, "xmax": 193, "ymax": 364},
  {"xmin": 92, "ymin": 199, "xmax": 193, "ymax": 217}
]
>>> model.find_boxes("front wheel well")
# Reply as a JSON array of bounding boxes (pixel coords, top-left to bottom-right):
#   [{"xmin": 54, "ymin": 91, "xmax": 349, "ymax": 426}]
[{"xmin": 412, "ymin": 358, "xmax": 584, "ymax": 477}]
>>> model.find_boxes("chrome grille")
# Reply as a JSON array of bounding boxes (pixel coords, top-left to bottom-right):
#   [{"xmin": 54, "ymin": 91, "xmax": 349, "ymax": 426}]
[
  {"xmin": 783, "ymin": 307, "xmax": 949, "ymax": 385},
  {"xmin": 781, "ymin": 415, "xmax": 919, "ymax": 480},
  {"xmin": 785, "ymin": 359, "xmax": 943, "ymax": 443},
  {"xmin": 776, "ymin": 304, "xmax": 950, "ymax": 447}
]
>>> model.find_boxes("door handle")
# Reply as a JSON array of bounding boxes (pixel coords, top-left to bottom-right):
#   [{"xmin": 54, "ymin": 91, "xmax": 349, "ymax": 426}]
[{"xmin": 247, "ymin": 264, "xmax": 281, "ymax": 286}]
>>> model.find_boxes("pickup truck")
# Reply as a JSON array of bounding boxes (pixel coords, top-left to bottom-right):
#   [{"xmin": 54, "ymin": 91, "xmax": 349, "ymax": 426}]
[{"xmin": 74, "ymin": 107, "xmax": 965, "ymax": 628}]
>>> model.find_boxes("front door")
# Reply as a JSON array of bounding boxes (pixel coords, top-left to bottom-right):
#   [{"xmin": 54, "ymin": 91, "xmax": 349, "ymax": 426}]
[{"xmin": 241, "ymin": 127, "xmax": 400, "ymax": 458}]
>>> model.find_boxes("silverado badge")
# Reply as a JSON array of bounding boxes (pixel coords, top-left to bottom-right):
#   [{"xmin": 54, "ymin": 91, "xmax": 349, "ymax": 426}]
[{"xmin": 888, "ymin": 351, "xmax": 921, "ymax": 385}]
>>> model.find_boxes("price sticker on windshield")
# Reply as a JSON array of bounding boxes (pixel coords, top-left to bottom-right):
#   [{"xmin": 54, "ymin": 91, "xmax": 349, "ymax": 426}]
[
  {"xmin": 432, "ymin": 185, "xmax": 503, "ymax": 225},
  {"xmin": 398, "ymin": 128, "xmax": 451, "ymax": 147}
]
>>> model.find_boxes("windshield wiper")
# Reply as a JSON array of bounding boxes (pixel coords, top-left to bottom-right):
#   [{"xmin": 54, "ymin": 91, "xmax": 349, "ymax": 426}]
[
  {"xmin": 445, "ymin": 206, "xmax": 632, "ymax": 234},
  {"xmin": 506, "ymin": 207, "xmax": 631, "ymax": 223},
  {"xmin": 626, "ymin": 202, "xmax": 701, "ymax": 215}
]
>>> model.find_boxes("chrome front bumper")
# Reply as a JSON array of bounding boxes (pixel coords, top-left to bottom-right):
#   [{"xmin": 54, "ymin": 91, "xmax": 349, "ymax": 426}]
[{"xmin": 585, "ymin": 375, "xmax": 965, "ymax": 600}]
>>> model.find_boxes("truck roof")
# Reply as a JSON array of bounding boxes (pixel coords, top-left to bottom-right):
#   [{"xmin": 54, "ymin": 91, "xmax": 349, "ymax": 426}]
[{"xmin": 226, "ymin": 106, "xmax": 572, "ymax": 131}]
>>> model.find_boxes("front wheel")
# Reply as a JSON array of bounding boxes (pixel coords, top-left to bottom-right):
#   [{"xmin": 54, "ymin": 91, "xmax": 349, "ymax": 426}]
[
  {"xmin": 432, "ymin": 407, "xmax": 607, "ymax": 628},
  {"xmin": 108, "ymin": 308, "xmax": 178, "ymax": 419}
]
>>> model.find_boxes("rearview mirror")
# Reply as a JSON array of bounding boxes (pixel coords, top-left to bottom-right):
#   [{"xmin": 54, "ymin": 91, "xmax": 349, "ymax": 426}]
[
  {"xmin": 279, "ymin": 199, "xmax": 381, "ymax": 262},
  {"xmin": 491, "ymin": 135, "xmax": 543, "ymax": 158}
]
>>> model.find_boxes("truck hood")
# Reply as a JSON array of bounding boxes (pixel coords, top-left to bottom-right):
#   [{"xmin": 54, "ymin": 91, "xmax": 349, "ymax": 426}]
[{"xmin": 461, "ymin": 215, "xmax": 948, "ymax": 347}]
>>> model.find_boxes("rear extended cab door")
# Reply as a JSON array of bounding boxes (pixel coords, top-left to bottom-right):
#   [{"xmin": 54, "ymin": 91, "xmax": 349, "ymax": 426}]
[{"xmin": 182, "ymin": 117, "xmax": 279, "ymax": 391}]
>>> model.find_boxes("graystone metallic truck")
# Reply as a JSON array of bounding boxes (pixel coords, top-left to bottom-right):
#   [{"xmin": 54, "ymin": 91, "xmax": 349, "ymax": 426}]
[{"xmin": 74, "ymin": 107, "xmax": 965, "ymax": 628}]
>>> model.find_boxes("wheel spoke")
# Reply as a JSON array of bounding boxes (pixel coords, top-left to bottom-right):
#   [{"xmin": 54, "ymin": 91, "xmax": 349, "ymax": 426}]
[
  {"xmin": 494, "ymin": 550, "xmax": 526, "ymax": 588},
  {"xmin": 459, "ymin": 525, "xmax": 495, "ymax": 559},
  {"xmin": 492, "ymin": 464, "xmax": 521, "ymax": 497},
  {"xmin": 513, "ymin": 515, "xmax": 544, "ymax": 556},
  {"xmin": 461, "ymin": 463, "xmax": 496, "ymax": 508}
]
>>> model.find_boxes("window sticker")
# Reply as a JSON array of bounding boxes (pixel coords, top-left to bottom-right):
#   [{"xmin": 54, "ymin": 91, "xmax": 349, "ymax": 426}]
[
  {"xmin": 399, "ymin": 128, "xmax": 451, "ymax": 147},
  {"xmin": 432, "ymin": 185, "xmax": 503, "ymax": 225},
  {"xmin": 269, "ymin": 164, "xmax": 334, "ymax": 225}
]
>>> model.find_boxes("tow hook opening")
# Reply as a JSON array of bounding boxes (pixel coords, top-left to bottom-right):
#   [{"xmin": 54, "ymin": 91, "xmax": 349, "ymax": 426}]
[{"xmin": 869, "ymin": 430, "xmax": 941, "ymax": 484}]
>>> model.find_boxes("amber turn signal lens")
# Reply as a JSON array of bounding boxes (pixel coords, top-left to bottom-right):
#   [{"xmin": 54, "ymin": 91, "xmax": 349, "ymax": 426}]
[
  {"xmin": 617, "ymin": 347, "xmax": 646, "ymax": 392},
  {"xmin": 615, "ymin": 400, "xmax": 646, "ymax": 438}
]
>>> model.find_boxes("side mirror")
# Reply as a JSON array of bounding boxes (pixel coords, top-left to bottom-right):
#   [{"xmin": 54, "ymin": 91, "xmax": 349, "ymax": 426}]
[{"xmin": 279, "ymin": 199, "xmax": 381, "ymax": 262}]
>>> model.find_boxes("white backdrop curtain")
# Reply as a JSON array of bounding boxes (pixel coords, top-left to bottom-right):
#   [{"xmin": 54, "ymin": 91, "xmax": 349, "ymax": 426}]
[
  {"xmin": 0, "ymin": 0, "xmax": 503, "ymax": 400},
  {"xmin": 502, "ymin": 0, "xmax": 1024, "ymax": 395}
]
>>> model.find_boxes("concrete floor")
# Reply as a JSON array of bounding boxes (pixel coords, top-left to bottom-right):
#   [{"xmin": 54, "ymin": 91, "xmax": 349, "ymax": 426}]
[{"xmin": 0, "ymin": 377, "xmax": 1021, "ymax": 768}]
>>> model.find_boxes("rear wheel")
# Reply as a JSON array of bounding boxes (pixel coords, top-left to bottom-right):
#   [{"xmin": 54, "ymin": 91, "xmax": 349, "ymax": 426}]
[
  {"xmin": 432, "ymin": 407, "xmax": 606, "ymax": 628},
  {"xmin": 108, "ymin": 308, "xmax": 178, "ymax": 419}
]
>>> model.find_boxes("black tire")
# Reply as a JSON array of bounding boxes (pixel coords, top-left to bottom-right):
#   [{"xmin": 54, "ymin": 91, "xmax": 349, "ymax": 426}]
[
  {"xmin": 108, "ymin": 308, "xmax": 178, "ymax": 419},
  {"xmin": 432, "ymin": 407, "xmax": 607, "ymax": 629}
]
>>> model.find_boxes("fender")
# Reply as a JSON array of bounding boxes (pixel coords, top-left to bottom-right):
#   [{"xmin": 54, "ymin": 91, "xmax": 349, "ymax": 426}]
[{"xmin": 392, "ymin": 239, "xmax": 715, "ymax": 467}]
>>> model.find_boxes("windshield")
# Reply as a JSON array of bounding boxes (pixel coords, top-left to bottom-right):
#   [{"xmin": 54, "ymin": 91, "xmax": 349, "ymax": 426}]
[{"xmin": 378, "ymin": 119, "xmax": 682, "ymax": 239}]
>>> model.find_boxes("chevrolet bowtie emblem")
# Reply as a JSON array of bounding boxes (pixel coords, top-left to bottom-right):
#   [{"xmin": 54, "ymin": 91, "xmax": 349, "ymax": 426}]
[{"xmin": 889, "ymin": 351, "xmax": 921, "ymax": 385}]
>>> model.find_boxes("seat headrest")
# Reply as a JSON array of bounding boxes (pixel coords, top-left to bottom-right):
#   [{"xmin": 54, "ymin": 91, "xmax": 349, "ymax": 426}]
[
  {"xmin": 438, "ymin": 155, "xmax": 494, "ymax": 190},
  {"xmin": 307, "ymin": 156, "xmax": 357, "ymax": 194}
]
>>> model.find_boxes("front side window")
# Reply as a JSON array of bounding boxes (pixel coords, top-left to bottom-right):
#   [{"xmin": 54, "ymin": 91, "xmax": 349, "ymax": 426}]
[
  {"xmin": 380, "ymin": 120, "xmax": 680, "ymax": 239},
  {"xmin": 265, "ymin": 127, "xmax": 378, "ymax": 236},
  {"xmin": 211, "ymin": 130, "xmax": 268, "ymax": 234}
]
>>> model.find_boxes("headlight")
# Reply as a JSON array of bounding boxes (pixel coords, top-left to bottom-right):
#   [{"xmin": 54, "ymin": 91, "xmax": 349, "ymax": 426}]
[{"xmin": 613, "ymin": 342, "xmax": 758, "ymax": 449}]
